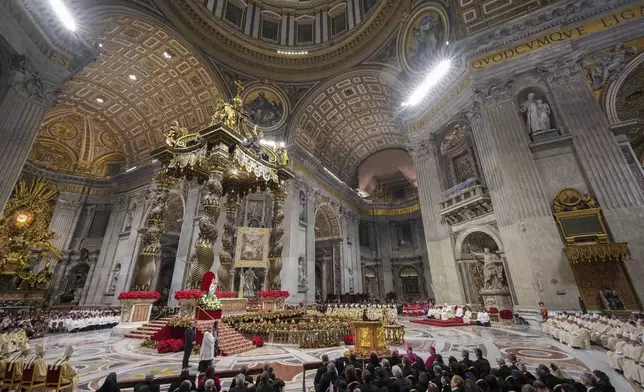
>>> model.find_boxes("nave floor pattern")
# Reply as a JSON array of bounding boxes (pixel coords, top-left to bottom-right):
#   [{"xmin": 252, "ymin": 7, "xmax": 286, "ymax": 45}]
[{"xmin": 29, "ymin": 319, "xmax": 637, "ymax": 391}]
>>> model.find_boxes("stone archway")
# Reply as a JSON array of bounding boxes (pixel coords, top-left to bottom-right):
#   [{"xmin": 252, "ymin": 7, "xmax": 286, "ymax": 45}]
[
  {"xmin": 397, "ymin": 265, "xmax": 421, "ymax": 300},
  {"xmin": 454, "ymin": 227, "xmax": 510, "ymax": 306},
  {"xmin": 314, "ymin": 204, "xmax": 342, "ymax": 300}
]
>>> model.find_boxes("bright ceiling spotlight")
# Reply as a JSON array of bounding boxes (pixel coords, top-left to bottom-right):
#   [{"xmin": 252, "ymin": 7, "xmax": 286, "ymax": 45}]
[
  {"xmin": 95, "ymin": 97, "xmax": 105, "ymax": 103},
  {"xmin": 401, "ymin": 59, "xmax": 451, "ymax": 107},
  {"xmin": 50, "ymin": 0, "xmax": 77, "ymax": 31},
  {"xmin": 98, "ymin": 43, "xmax": 103, "ymax": 48},
  {"xmin": 163, "ymin": 50, "xmax": 173, "ymax": 59},
  {"xmin": 128, "ymin": 74, "xmax": 137, "ymax": 80}
]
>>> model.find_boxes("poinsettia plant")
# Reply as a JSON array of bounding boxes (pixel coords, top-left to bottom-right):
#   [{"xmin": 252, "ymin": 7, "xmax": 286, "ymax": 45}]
[
  {"xmin": 166, "ymin": 316, "xmax": 193, "ymax": 328},
  {"xmin": 174, "ymin": 290, "xmax": 203, "ymax": 300},
  {"xmin": 488, "ymin": 307, "xmax": 499, "ymax": 313},
  {"xmin": 198, "ymin": 294, "xmax": 222, "ymax": 310},
  {"xmin": 499, "ymin": 309, "xmax": 514, "ymax": 320},
  {"xmin": 258, "ymin": 290, "xmax": 290, "ymax": 298},
  {"xmin": 118, "ymin": 291, "xmax": 161, "ymax": 300},
  {"xmin": 157, "ymin": 338, "xmax": 184, "ymax": 353},
  {"xmin": 216, "ymin": 290, "xmax": 236, "ymax": 298},
  {"xmin": 252, "ymin": 335, "xmax": 264, "ymax": 347}
]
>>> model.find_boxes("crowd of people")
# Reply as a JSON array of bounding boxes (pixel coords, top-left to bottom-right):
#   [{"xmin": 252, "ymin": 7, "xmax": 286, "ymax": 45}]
[
  {"xmin": 0, "ymin": 307, "xmax": 121, "ymax": 337},
  {"xmin": 542, "ymin": 313, "xmax": 644, "ymax": 385},
  {"xmin": 312, "ymin": 348, "xmax": 616, "ymax": 392},
  {"xmin": 0, "ymin": 343, "xmax": 79, "ymax": 392}
]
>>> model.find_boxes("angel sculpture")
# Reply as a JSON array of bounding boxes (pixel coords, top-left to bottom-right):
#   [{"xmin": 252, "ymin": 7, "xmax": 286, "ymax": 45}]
[{"xmin": 581, "ymin": 43, "xmax": 637, "ymax": 90}]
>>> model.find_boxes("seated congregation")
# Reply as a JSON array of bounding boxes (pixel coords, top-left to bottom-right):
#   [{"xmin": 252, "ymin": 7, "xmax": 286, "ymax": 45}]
[
  {"xmin": 312, "ymin": 349, "xmax": 617, "ymax": 392},
  {"xmin": 0, "ymin": 343, "xmax": 79, "ymax": 392},
  {"xmin": 542, "ymin": 313, "xmax": 644, "ymax": 385}
]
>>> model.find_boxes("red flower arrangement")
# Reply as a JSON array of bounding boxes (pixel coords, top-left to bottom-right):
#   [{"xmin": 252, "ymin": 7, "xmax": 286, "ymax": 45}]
[
  {"xmin": 488, "ymin": 307, "xmax": 499, "ymax": 313},
  {"xmin": 344, "ymin": 334, "xmax": 355, "ymax": 345},
  {"xmin": 157, "ymin": 338, "xmax": 184, "ymax": 353},
  {"xmin": 499, "ymin": 309, "xmax": 514, "ymax": 320},
  {"xmin": 258, "ymin": 290, "xmax": 290, "ymax": 298},
  {"xmin": 174, "ymin": 290, "xmax": 203, "ymax": 300},
  {"xmin": 118, "ymin": 291, "xmax": 161, "ymax": 300},
  {"xmin": 252, "ymin": 336, "xmax": 264, "ymax": 347},
  {"xmin": 216, "ymin": 290, "xmax": 236, "ymax": 298}
]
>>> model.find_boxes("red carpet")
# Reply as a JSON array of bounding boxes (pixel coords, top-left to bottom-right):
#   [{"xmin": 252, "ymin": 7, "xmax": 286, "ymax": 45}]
[{"xmin": 410, "ymin": 318, "xmax": 475, "ymax": 327}]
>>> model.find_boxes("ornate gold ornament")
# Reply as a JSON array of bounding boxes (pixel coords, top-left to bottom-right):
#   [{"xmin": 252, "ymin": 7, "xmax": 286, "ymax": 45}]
[
  {"xmin": 0, "ymin": 178, "xmax": 60, "ymax": 289},
  {"xmin": 564, "ymin": 243, "xmax": 630, "ymax": 264},
  {"xmin": 149, "ymin": 80, "xmax": 293, "ymax": 292}
]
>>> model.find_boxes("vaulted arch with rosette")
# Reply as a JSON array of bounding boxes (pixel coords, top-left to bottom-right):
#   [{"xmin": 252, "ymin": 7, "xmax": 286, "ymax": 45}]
[
  {"xmin": 29, "ymin": 8, "xmax": 227, "ymax": 178},
  {"xmin": 289, "ymin": 68, "xmax": 407, "ymax": 184}
]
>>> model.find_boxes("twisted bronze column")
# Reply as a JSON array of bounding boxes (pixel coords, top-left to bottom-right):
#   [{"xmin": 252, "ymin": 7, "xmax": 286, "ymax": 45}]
[
  {"xmin": 217, "ymin": 191, "xmax": 240, "ymax": 291},
  {"xmin": 189, "ymin": 169, "xmax": 224, "ymax": 288},
  {"xmin": 131, "ymin": 172, "xmax": 175, "ymax": 290},
  {"xmin": 268, "ymin": 184, "xmax": 287, "ymax": 289}
]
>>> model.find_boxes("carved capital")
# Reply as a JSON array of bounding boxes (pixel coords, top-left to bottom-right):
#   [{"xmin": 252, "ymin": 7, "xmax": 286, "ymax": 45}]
[
  {"xmin": 57, "ymin": 200, "xmax": 83, "ymax": 214},
  {"xmin": 407, "ymin": 140, "xmax": 433, "ymax": 163},
  {"xmin": 537, "ymin": 57, "xmax": 585, "ymax": 87},
  {"xmin": 463, "ymin": 100, "xmax": 482, "ymax": 124},
  {"xmin": 9, "ymin": 56, "xmax": 58, "ymax": 105},
  {"xmin": 112, "ymin": 196, "xmax": 128, "ymax": 212},
  {"xmin": 578, "ymin": 43, "xmax": 637, "ymax": 90},
  {"xmin": 473, "ymin": 73, "xmax": 515, "ymax": 105}
]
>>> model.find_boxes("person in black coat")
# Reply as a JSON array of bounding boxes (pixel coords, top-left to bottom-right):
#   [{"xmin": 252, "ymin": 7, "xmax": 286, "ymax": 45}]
[
  {"xmin": 316, "ymin": 363, "xmax": 340, "ymax": 392},
  {"xmin": 315, "ymin": 355, "xmax": 331, "ymax": 387},
  {"xmin": 592, "ymin": 370, "xmax": 616, "ymax": 392},
  {"xmin": 168, "ymin": 369, "xmax": 195, "ymax": 392},
  {"xmin": 459, "ymin": 350, "xmax": 475, "ymax": 370},
  {"xmin": 357, "ymin": 370, "xmax": 379, "ymax": 392},
  {"xmin": 493, "ymin": 357, "xmax": 512, "ymax": 380},
  {"xmin": 183, "ymin": 321, "xmax": 197, "ymax": 369},
  {"xmin": 536, "ymin": 367, "xmax": 570, "ymax": 390},
  {"xmin": 473, "ymin": 348, "xmax": 491, "ymax": 378},
  {"xmin": 134, "ymin": 373, "xmax": 160, "ymax": 392},
  {"xmin": 392, "ymin": 365, "xmax": 412, "ymax": 392}
]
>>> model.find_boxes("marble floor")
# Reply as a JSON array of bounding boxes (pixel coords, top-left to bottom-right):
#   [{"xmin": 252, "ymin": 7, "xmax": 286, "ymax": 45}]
[{"xmin": 30, "ymin": 319, "xmax": 637, "ymax": 391}]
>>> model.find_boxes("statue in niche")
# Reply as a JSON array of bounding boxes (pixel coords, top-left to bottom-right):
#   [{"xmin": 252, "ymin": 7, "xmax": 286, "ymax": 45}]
[
  {"xmin": 109, "ymin": 264, "xmax": 120, "ymax": 293},
  {"xmin": 243, "ymin": 268, "xmax": 258, "ymax": 296},
  {"xmin": 471, "ymin": 248, "xmax": 506, "ymax": 290},
  {"xmin": 125, "ymin": 202, "xmax": 136, "ymax": 229},
  {"xmin": 410, "ymin": 15, "xmax": 443, "ymax": 68},
  {"xmin": 299, "ymin": 191, "xmax": 307, "ymax": 223},
  {"xmin": 298, "ymin": 257, "xmax": 307, "ymax": 288},
  {"xmin": 520, "ymin": 92, "xmax": 554, "ymax": 135}
]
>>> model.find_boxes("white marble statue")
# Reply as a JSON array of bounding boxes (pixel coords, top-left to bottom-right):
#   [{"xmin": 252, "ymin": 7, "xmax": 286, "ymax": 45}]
[
  {"xmin": 536, "ymin": 99, "xmax": 551, "ymax": 130},
  {"xmin": 109, "ymin": 264, "xmax": 120, "ymax": 293},
  {"xmin": 297, "ymin": 258, "xmax": 307, "ymax": 287},
  {"xmin": 243, "ymin": 268, "xmax": 257, "ymax": 296},
  {"xmin": 520, "ymin": 93, "xmax": 544, "ymax": 134},
  {"xmin": 471, "ymin": 248, "xmax": 506, "ymax": 290}
]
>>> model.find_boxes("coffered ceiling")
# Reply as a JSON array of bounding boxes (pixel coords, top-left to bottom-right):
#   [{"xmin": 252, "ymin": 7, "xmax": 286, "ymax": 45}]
[
  {"xmin": 291, "ymin": 69, "xmax": 407, "ymax": 184},
  {"xmin": 29, "ymin": 14, "xmax": 225, "ymax": 177}
]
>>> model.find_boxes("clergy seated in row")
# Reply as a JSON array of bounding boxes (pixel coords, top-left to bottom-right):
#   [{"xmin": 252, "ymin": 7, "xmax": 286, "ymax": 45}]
[
  {"xmin": 476, "ymin": 310, "xmax": 491, "ymax": 327},
  {"xmin": 541, "ymin": 315, "xmax": 590, "ymax": 349},
  {"xmin": 7, "ymin": 342, "xmax": 31, "ymax": 381},
  {"xmin": 24, "ymin": 344, "xmax": 47, "ymax": 383},
  {"xmin": 52, "ymin": 345, "xmax": 80, "ymax": 392},
  {"xmin": 606, "ymin": 332, "xmax": 644, "ymax": 384}
]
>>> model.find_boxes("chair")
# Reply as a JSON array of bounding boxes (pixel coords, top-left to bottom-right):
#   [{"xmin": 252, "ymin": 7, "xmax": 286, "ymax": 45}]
[
  {"xmin": 21, "ymin": 364, "xmax": 46, "ymax": 392},
  {"xmin": 3, "ymin": 364, "xmax": 20, "ymax": 391},
  {"xmin": 45, "ymin": 366, "xmax": 71, "ymax": 392}
]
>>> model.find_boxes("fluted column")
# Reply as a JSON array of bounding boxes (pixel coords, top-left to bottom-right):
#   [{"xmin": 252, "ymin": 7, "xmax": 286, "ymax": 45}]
[
  {"xmin": 48, "ymin": 196, "xmax": 84, "ymax": 251},
  {"xmin": 544, "ymin": 64, "xmax": 644, "ymax": 300},
  {"xmin": 168, "ymin": 185, "xmax": 200, "ymax": 304},
  {"xmin": 375, "ymin": 220, "xmax": 393, "ymax": 296},
  {"xmin": 0, "ymin": 58, "xmax": 57, "ymax": 214},
  {"xmin": 305, "ymin": 187, "xmax": 316, "ymax": 302},
  {"xmin": 467, "ymin": 78, "xmax": 578, "ymax": 309},
  {"xmin": 412, "ymin": 143, "xmax": 463, "ymax": 304}
]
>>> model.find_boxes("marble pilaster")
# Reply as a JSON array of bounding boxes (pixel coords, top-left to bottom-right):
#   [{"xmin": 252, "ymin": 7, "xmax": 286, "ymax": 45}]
[
  {"xmin": 86, "ymin": 196, "xmax": 128, "ymax": 305},
  {"xmin": 545, "ymin": 66, "xmax": 644, "ymax": 301},
  {"xmin": 413, "ymin": 144, "xmax": 463, "ymax": 304},
  {"xmin": 305, "ymin": 188, "xmax": 316, "ymax": 303},
  {"xmin": 375, "ymin": 221, "xmax": 394, "ymax": 295},
  {"xmin": 280, "ymin": 183, "xmax": 300, "ymax": 302},
  {"xmin": 168, "ymin": 186, "xmax": 200, "ymax": 304},
  {"xmin": 48, "ymin": 195, "xmax": 84, "ymax": 251},
  {"xmin": 467, "ymin": 79, "xmax": 579, "ymax": 309},
  {"xmin": 0, "ymin": 59, "xmax": 56, "ymax": 214}
]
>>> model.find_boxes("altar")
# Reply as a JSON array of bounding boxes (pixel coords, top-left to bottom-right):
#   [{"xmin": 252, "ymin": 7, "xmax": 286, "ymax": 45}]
[{"xmin": 352, "ymin": 321, "xmax": 388, "ymax": 357}]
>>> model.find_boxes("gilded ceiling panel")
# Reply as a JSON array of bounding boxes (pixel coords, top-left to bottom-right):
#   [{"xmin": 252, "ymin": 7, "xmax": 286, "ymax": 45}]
[{"xmin": 45, "ymin": 14, "xmax": 224, "ymax": 175}]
